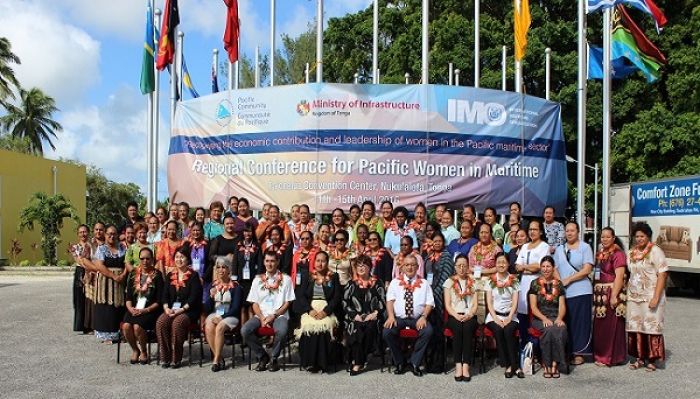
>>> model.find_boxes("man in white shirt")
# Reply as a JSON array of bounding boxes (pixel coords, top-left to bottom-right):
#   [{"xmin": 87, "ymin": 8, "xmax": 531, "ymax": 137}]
[
  {"xmin": 241, "ymin": 251, "xmax": 295, "ymax": 372},
  {"xmin": 383, "ymin": 254, "xmax": 434, "ymax": 376}
]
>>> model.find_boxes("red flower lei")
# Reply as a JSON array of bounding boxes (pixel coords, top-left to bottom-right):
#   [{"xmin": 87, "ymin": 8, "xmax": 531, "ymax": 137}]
[
  {"xmin": 537, "ymin": 277, "xmax": 561, "ymax": 302},
  {"xmin": 188, "ymin": 237, "xmax": 206, "ymax": 249},
  {"xmin": 215, "ymin": 279, "xmax": 237, "ymax": 293},
  {"xmin": 312, "ymin": 268, "xmax": 334, "ymax": 284},
  {"xmin": 265, "ymin": 242, "xmax": 287, "ymax": 258},
  {"xmin": 353, "ymin": 242, "xmax": 366, "ymax": 255},
  {"xmin": 353, "ymin": 275, "xmax": 378, "ymax": 289},
  {"xmin": 597, "ymin": 244, "xmax": 622, "ymax": 263},
  {"xmin": 630, "ymin": 242, "xmax": 654, "ymax": 262},
  {"xmin": 358, "ymin": 217, "xmax": 379, "ymax": 231},
  {"xmin": 170, "ymin": 268, "xmax": 193, "ymax": 291},
  {"xmin": 382, "ymin": 218, "xmax": 394, "ymax": 230},
  {"xmin": 473, "ymin": 241, "xmax": 496, "ymax": 263},
  {"xmin": 260, "ymin": 271, "xmax": 283, "ymax": 292},
  {"xmin": 452, "ymin": 276, "xmax": 474, "ymax": 299},
  {"xmin": 399, "ymin": 275, "xmax": 423, "ymax": 292},
  {"xmin": 294, "ymin": 220, "xmax": 316, "ymax": 235},
  {"xmin": 389, "ymin": 221, "xmax": 412, "ymax": 237},
  {"xmin": 491, "ymin": 273, "xmax": 517, "ymax": 289},
  {"xmin": 238, "ymin": 241, "xmax": 257, "ymax": 257},
  {"xmin": 428, "ymin": 251, "xmax": 443, "ymax": 263},
  {"xmin": 409, "ymin": 220, "xmax": 426, "ymax": 232},
  {"xmin": 134, "ymin": 267, "xmax": 156, "ymax": 294},
  {"xmin": 421, "ymin": 238, "xmax": 434, "ymax": 256},
  {"xmin": 365, "ymin": 248, "xmax": 387, "ymax": 270},
  {"xmin": 331, "ymin": 248, "xmax": 351, "ymax": 262}
]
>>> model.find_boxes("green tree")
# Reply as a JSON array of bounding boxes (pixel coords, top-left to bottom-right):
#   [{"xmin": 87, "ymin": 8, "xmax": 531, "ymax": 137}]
[
  {"xmin": 18, "ymin": 192, "xmax": 80, "ymax": 265},
  {"xmin": 0, "ymin": 37, "xmax": 21, "ymax": 108},
  {"xmin": 275, "ymin": 23, "xmax": 318, "ymax": 85},
  {"xmin": 0, "ymin": 87, "xmax": 62, "ymax": 155},
  {"xmin": 85, "ymin": 166, "xmax": 145, "ymax": 228},
  {"xmin": 0, "ymin": 134, "xmax": 33, "ymax": 154}
]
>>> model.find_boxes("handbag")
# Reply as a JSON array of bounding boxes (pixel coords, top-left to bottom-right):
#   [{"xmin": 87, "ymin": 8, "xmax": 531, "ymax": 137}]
[{"xmin": 521, "ymin": 342, "xmax": 534, "ymax": 375}]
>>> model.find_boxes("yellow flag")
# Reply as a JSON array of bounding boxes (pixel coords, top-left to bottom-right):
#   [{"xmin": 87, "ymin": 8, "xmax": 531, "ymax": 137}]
[{"xmin": 514, "ymin": 0, "xmax": 531, "ymax": 61}]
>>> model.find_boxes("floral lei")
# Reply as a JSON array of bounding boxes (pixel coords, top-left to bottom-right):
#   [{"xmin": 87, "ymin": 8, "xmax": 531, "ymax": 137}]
[
  {"xmin": 359, "ymin": 217, "xmax": 379, "ymax": 231},
  {"xmin": 452, "ymin": 275, "xmax": 474, "ymax": 299},
  {"xmin": 312, "ymin": 268, "xmax": 334, "ymax": 284},
  {"xmin": 396, "ymin": 250, "xmax": 419, "ymax": 268},
  {"xmin": 134, "ymin": 267, "xmax": 156, "ymax": 294},
  {"xmin": 597, "ymin": 244, "xmax": 622, "ymax": 263},
  {"xmin": 294, "ymin": 220, "xmax": 316, "ymax": 235},
  {"xmin": 353, "ymin": 242, "xmax": 366, "ymax": 254},
  {"xmin": 238, "ymin": 240, "xmax": 257, "ymax": 258},
  {"xmin": 537, "ymin": 277, "xmax": 561, "ymax": 302},
  {"xmin": 260, "ymin": 271, "xmax": 283, "ymax": 292},
  {"xmin": 399, "ymin": 275, "xmax": 423, "ymax": 292},
  {"xmin": 170, "ymin": 268, "xmax": 193, "ymax": 291},
  {"xmin": 365, "ymin": 247, "xmax": 386, "ymax": 270},
  {"xmin": 428, "ymin": 250, "xmax": 443, "ymax": 263},
  {"xmin": 389, "ymin": 221, "xmax": 411, "ymax": 237},
  {"xmin": 188, "ymin": 237, "xmax": 206, "ymax": 250},
  {"xmin": 382, "ymin": 218, "xmax": 394, "ymax": 230},
  {"xmin": 215, "ymin": 279, "xmax": 237, "ymax": 293},
  {"xmin": 353, "ymin": 275, "xmax": 378, "ymax": 289},
  {"xmin": 490, "ymin": 273, "xmax": 517, "ymax": 289},
  {"xmin": 473, "ymin": 241, "xmax": 496, "ymax": 263},
  {"xmin": 266, "ymin": 242, "xmax": 287, "ymax": 258},
  {"xmin": 630, "ymin": 242, "xmax": 654, "ymax": 262},
  {"xmin": 421, "ymin": 238, "xmax": 434, "ymax": 255},
  {"xmin": 409, "ymin": 220, "xmax": 426, "ymax": 232},
  {"xmin": 331, "ymin": 248, "xmax": 351, "ymax": 262}
]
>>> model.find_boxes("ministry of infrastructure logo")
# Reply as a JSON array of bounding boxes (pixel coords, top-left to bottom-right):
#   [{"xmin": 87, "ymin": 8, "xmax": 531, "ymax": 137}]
[
  {"xmin": 296, "ymin": 100, "xmax": 311, "ymax": 116},
  {"xmin": 216, "ymin": 99, "xmax": 233, "ymax": 126}
]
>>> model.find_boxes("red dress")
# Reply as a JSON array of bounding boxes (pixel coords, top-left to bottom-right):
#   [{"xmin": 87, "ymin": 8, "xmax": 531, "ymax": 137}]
[{"xmin": 592, "ymin": 249, "xmax": 627, "ymax": 365}]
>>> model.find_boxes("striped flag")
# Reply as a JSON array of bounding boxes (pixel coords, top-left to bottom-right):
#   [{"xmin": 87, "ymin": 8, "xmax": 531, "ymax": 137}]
[
  {"xmin": 587, "ymin": 0, "xmax": 667, "ymax": 31},
  {"xmin": 156, "ymin": 0, "xmax": 179, "ymax": 70},
  {"xmin": 139, "ymin": 1, "xmax": 155, "ymax": 94},
  {"xmin": 182, "ymin": 57, "xmax": 199, "ymax": 98},
  {"xmin": 514, "ymin": 0, "xmax": 531, "ymax": 61},
  {"xmin": 612, "ymin": 6, "xmax": 667, "ymax": 82}
]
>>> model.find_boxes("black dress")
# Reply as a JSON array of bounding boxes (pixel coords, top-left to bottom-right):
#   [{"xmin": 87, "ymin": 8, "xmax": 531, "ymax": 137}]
[
  {"xmin": 162, "ymin": 270, "xmax": 203, "ymax": 321},
  {"xmin": 92, "ymin": 246, "xmax": 127, "ymax": 335},
  {"xmin": 369, "ymin": 250, "xmax": 393, "ymax": 286},
  {"xmin": 207, "ymin": 235, "xmax": 238, "ymax": 281},
  {"xmin": 233, "ymin": 239, "xmax": 263, "ymax": 302},
  {"xmin": 72, "ymin": 264, "xmax": 87, "ymax": 332},
  {"xmin": 295, "ymin": 272, "xmax": 342, "ymax": 371},
  {"xmin": 123, "ymin": 270, "xmax": 164, "ymax": 330},
  {"xmin": 343, "ymin": 280, "xmax": 386, "ymax": 366}
]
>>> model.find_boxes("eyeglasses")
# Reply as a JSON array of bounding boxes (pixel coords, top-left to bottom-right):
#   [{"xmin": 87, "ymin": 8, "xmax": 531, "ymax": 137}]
[
  {"xmin": 300, "ymin": 237, "xmax": 311, "ymax": 241},
  {"xmin": 139, "ymin": 257, "xmax": 152, "ymax": 261}
]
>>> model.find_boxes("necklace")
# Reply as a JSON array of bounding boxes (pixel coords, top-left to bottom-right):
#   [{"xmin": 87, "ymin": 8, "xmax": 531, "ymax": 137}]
[
  {"xmin": 170, "ymin": 268, "xmax": 192, "ymax": 291},
  {"xmin": 134, "ymin": 267, "xmax": 155, "ymax": 294},
  {"xmin": 312, "ymin": 268, "xmax": 334, "ymax": 284},
  {"xmin": 597, "ymin": 244, "xmax": 621, "ymax": 262},
  {"xmin": 537, "ymin": 277, "xmax": 560, "ymax": 302},
  {"xmin": 215, "ymin": 280, "xmax": 236, "ymax": 292},
  {"xmin": 473, "ymin": 241, "xmax": 496, "ymax": 263},
  {"xmin": 491, "ymin": 273, "xmax": 516, "ymax": 289},
  {"xmin": 399, "ymin": 275, "xmax": 423, "ymax": 292},
  {"xmin": 428, "ymin": 251, "xmax": 442, "ymax": 263},
  {"xmin": 630, "ymin": 242, "xmax": 654, "ymax": 262},
  {"xmin": 452, "ymin": 276, "xmax": 474, "ymax": 299},
  {"xmin": 353, "ymin": 275, "xmax": 377, "ymax": 289},
  {"xmin": 260, "ymin": 271, "xmax": 283, "ymax": 292}
]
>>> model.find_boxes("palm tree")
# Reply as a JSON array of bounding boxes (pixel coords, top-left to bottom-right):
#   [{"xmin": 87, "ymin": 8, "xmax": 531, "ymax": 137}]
[
  {"xmin": 0, "ymin": 87, "xmax": 62, "ymax": 155},
  {"xmin": 0, "ymin": 37, "xmax": 21, "ymax": 107}
]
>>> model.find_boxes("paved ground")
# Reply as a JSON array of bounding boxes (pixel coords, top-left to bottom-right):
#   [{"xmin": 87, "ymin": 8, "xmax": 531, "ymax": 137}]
[{"xmin": 0, "ymin": 275, "xmax": 698, "ymax": 399}]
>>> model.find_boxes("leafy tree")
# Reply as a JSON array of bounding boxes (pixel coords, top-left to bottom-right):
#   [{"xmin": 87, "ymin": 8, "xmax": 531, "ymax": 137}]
[
  {"xmin": 275, "ymin": 23, "xmax": 318, "ymax": 85},
  {"xmin": 0, "ymin": 37, "xmax": 20, "ymax": 108},
  {"xmin": 18, "ymin": 192, "xmax": 80, "ymax": 265},
  {"xmin": 0, "ymin": 134, "xmax": 33, "ymax": 154},
  {"xmin": 85, "ymin": 166, "xmax": 145, "ymax": 228},
  {"xmin": 0, "ymin": 87, "xmax": 62, "ymax": 155}
]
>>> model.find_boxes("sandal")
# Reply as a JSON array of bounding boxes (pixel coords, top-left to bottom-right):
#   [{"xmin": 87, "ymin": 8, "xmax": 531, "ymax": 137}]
[
  {"xmin": 551, "ymin": 370, "xmax": 561, "ymax": 378},
  {"xmin": 629, "ymin": 359, "xmax": 643, "ymax": 370},
  {"xmin": 645, "ymin": 363, "xmax": 657, "ymax": 372},
  {"xmin": 543, "ymin": 371, "xmax": 552, "ymax": 378},
  {"xmin": 570, "ymin": 357, "xmax": 585, "ymax": 366},
  {"xmin": 594, "ymin": 361, "xmax": 608, "ymax": 367}
]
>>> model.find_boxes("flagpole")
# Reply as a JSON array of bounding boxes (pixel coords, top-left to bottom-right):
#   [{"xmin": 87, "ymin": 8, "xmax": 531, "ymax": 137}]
[
  {"xmin": 502, "ymin": 45, "xmax": 507, "ymax": 91},
  {"xmin": 576, "ymin": 0, "xmax": 587, "ymax": 237},
  {"xmin": 514, "ymin": 0, "xmax": 522, "ymax": 94},
  {"xmin": 448, "ymin": 63, "xmax": 453, "ymax": 85},
  {"xmin": 545, "ymin": 47, "xmax": 551, "ymax": 100},
  {"xmin": 270, "ymin": 0, "xmax": 276, "ymax": 86},
  {"xmin": 153, "ymin": 8, "xmax": 161, "ymax": 210},
  {"xmin": 177, "ymin": 32, "xmax": 184, "ymax": 101},
  {"xmin": 474, "ymin": 0, "xmax": 480, "ymax": 88},
  {"xmin": 602, "ymin": 8, "xmax": 612, "ymax": 226},
  {"xmin": 421, "ymin": 0, "xmax": 429, "ymax": 84},
  {"xmin": 372, "ymin": 0, "xmax": 379, "ymax": 84},
  {"xmin": 213, "ymin": 48, "xmax": 219, "ymax": 92},
  {"xmin": 255, "ymin": 45, "xmax": 260, "ymax": 88},
  {"xmin": 146, "ymin": 3, "xmax": 154, "ymax": 213},
  {"xmin": 305, "ymin": 62, "xmax": 310, "ymax": 83},
  {"xmin": 316, "ymin": 0, "xmax": 323, "ymax": 82}
]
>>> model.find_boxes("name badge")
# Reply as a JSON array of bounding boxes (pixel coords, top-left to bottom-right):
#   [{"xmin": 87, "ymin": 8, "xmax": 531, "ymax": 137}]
[
  {"xmin": 232, "ymin": 275, "xmax": 239, "ymax": 281},
  {"xmin": 296, "ymin": 272, "xmax": 302, "ymax": 285},
  {"xmin": 192, "ymin": 259, "xmax": 202, "ymax": 273},
  {"xmin": 594, "ymin": 266, "xmax": 601, "ymax": 281},
  {"xmin": 135, "ymin": 296, "xmax": 147, "ymax": 310},
  {"xmin": 215, "ymin": 304, "xmax": 226, "ymax": 316},
  {"xmin": 473, "ymin": 265, "xmax": 482, "ymax": 279},
  {"xmin": 243, "ymin": 263, "xmax": 251, "ymax": 280},
  {"xmin": 264, "ymin": 295, "xmax": 275, "ymax": 308},
  {"xmin": 427, "ymin": 272, "xmax": 434, "ymax": 285},
  {"xmin": 172, "ymin": 302, "xmax": 182, "ymax": 310}
]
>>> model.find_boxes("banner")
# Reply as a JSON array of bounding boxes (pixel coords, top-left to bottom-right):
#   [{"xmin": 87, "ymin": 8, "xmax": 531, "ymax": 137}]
[{"xmin": 168, "ymin": 83, "xmax": 566, "ymax": 215}]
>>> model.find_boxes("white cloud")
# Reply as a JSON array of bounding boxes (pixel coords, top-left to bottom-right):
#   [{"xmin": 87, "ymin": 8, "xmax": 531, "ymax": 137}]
[
  {"xmin": 46, "ymin": 0, "xmax": 143, "ymax": 42},
  {"xmin": 0, "ymin": 0, "xmax": 101, "ymax": 107}
]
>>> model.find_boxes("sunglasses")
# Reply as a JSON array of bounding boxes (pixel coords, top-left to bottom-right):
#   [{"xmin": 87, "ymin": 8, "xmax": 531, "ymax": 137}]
[
  {"xmin": 300, "ymin": 237, "xmax": 311, "ymax": 241},
  {"xmin": 139, "ymin": 257, "xmax": 152, "ymax": 261}
]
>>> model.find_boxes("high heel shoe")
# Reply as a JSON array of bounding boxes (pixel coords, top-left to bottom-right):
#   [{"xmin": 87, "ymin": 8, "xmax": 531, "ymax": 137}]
[{"xmin": 454, "ymin": 376, "xmax": 463, "ymax": 382}]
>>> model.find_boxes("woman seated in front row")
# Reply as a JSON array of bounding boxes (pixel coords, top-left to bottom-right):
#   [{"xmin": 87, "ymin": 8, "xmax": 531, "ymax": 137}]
[
  {"xmin": 443, "ymin": 254, "xmax": 478, "ymax": 382},
  {"xmin": 122, "ymin": 247, "xmax": 163, "ymax": 364},
  {"xmin": 294, "ymin": 250, "xmax": 342, "ymax": 373},
  {"xmin": 204, "ymin": 256, "xmax": 243, "ymax": 372},
  {"xmin": 528, "ymin": 255, "xmax": 568, "ymax": 378},
  {"xmin": 485, "ymin": 253, "xmax": 523, "ymax": 378}
]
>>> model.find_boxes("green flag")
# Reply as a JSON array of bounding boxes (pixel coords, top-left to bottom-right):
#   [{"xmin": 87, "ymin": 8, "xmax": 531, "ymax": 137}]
[{"xmin": 140, "ymin": 1, "xmax": 155, "ymax": 94}]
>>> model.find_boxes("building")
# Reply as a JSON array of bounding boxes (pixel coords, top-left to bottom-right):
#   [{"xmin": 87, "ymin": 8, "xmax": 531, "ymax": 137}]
[{"xmin": 0, "ymin": 149, "xmax": 86, "ymax": 264}]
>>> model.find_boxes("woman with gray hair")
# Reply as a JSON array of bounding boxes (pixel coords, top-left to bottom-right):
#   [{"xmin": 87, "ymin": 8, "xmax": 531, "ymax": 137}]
[{"xmin": 204, "ymin": 256, "xmax": 243, "ymax": 372}]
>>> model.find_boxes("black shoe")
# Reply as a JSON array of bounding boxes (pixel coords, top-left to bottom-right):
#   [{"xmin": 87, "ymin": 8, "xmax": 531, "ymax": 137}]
[
  {"xmin": 268, "ymin": 359, "xmax": 280, "ymax": 372},
  {"xmin": 462, "ymin": 375, "xmax": 471, "ymax": 382},
  {"xmin": 161, "ymin": 362, "xmax": 171, "ymax": 369},
  {"xmin": 211, "ymin": 363, "xmax": 221, "ymax": 372},
  {"xmin": 130, "ymin": 359, "xmax": 138, "ymax": 365},
  {"xmin": 516, "ymin": 370, "xmax": 525, "ymax": 379},
  {"xmin": 307, "ymin": 366, "xmax": 320, "ymax": 373},
  {"xmin": 171, "ymin": 362, "xmax": 181, "ymax": 369},
  {"xmin": 505, "ymin": 370, "xmax": 514, "ymax": 379},
  {"xmin": 255, "ymin": 355, "xmax": 269, "ymax": 372},
  {"xmin": 393, "ymin": 363, "xmax": 407, "ymax": 375},
  {"xmin": 410, "ymin": 364, "xmax": 424, "ymax": 377},
  {"xmin": 454, "ymin": 376, "xmax": 463, "ymax": 382},
  {"xmin": 350, "ymin": 369, "xmax": 361, "ymax": 376}
]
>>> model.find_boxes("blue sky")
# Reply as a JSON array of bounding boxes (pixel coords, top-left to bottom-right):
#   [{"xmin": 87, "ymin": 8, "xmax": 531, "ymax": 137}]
[{"xmin": 0, "ymin": 0, "xmax": 372, "ymax": 200}]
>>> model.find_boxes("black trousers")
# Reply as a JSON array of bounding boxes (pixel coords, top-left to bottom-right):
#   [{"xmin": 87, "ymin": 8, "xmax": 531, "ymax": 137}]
[
  {"xmin": 487, "ymin": 320, "xmax": 520, "ymax": 370},
  {"xmin": 446, "ymin": 316, "xmax": 478, "ymax": 364}
]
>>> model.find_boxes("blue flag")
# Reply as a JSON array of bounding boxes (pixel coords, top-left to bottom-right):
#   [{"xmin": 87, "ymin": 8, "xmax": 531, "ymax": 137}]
[
  {"xmin": 587, "ymin": 44, "xmax": 637, "ymax": 80},
  {"xmin": 211, "ymin": 61, "xmax": 219, "ymax": 93},
  {"xmin": 587, "ymin": 0, "xmax": 667, "ymax": 31},
  {"xmin": 181, "ymin": 56, "xmax": 199, "ymax": 98}
]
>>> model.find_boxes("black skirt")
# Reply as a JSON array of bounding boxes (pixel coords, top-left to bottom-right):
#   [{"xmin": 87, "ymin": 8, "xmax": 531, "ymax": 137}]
[
  {"xmin": 123, "ymin": 310, "xmax": 162, "ymax": 331},
  {"xmin": 299, "ymin": 331, "xmax": 334, "ymax": 370},
  {"xmin": 72, "ymin": 267, "xmax": 86, "ymax": 332}
]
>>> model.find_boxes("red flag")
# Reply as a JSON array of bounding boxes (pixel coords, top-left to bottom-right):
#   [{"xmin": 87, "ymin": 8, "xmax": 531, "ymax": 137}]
[
  {"xmin": 156, "ymin": 0, "xmax": 180, "ymax": 71},
  {"xmin": 223, "ymin": 0, "xmax": 239, "ymax": 64},
  {"xmin": 618, "ymin": 6, "xmax": 667, "ymax": 65}
]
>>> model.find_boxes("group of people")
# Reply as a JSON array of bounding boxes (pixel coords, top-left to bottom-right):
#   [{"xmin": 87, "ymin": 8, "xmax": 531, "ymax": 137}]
[{"xmin": 71, "ymin": 197, "xmax": 669, "ymax": 378}]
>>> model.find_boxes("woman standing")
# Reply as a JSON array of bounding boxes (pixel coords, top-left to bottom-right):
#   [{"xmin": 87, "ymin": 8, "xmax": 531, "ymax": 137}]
[
  {"xmin": 234, "ymin": 222, "xmax": 262, "ymax": 326},
  {"xmin": 329, "ymin": 229, "xmax": 353, "ymax": 286},
  {"xmin": 330, "ymin": 208, "xmax": 353, "ymax": 248},
  {"xmin": 424, "ymin": 232, "xmax": 455, "ymax": 371},
  {"xmin": 529, "ymin": 256, "xmax": 568, "ymax": 378},
  {"xmin": 421, "ymin": 222, "xmax": 440, "ymax": 258},
  {"xmin": 444, "ymin": 254, "xmax": 478, "ymax": 381},
  {"xmin": 486, "ymin": 253, "xmax": 523, "ymax": 378},
  {"xmin": 156, "ymin": 247, "xmax": 203, "ymax": 368},
  {"xmin": 348, "ymin": 204, "xmax": 361, "ymax": 226},
  {"xmin": 292, "ymin": 230, "xmax": 318, "ymax": 288},
  {"xmin": 71, "ymin": 224, "xmax": 92, "ymax": 333},
  {"xmin": 125, "ymin": 222, "xmax": 152, "ymax": 272},
  {"xmin": 507, "ymin": 229, "xmax": 528, "ymax": 275},
  {"xmin": 468, "ymin": 223, "xmax": 502, "ymax": 322},
  {"xmin": 155, "ymin": 220, "xmax": 183, "ymax": 274},
  {"xmin": 295, "ymin": 251, "xmax": 342, "ymax": 373},
  {"xmin": 366, "ymin": 231, "xmax": 393, "ymax": 286},
  {"xmin": 515, "ymin": 220, "xmax": 550, "ymax": 345},
  {"xmin": 554, "ymin": 221, "xmax": 594, "ymax": 365},
  {"xmin": 627, "ymin": 222, "xmax": 668, "ymax": 372},
  {"xmin": 233, "ymin": 198, "xmax": 258, "ymax": 236},
  {"xmin": 316, "ymin": 223, "xmax": 333, "ymax": 252},
  {"xmin": 122, "ymin": 247, "xmax": 163, "ymax": 364},
  {"xmin": 203, "ymin": 201, "xmax": 225, "ymax": 240},
  {"xmin": 344, "ymin": 255, "xmax": 385, "ymax": 375},
  {"xmin": 393, "ymin": 236, "xmax": 424, "ymax": 279},
  {"xmin": 208, "ymin": 215, "xmax": 238, "ymax": 283},
  {"xmin": 204, "ymin": 257, "xmax": 243, "ymax": 372},
  {"xmin": 354, "ymin": 201, "xmax": 384, "ymax": 240},
  {"xmin": 353, "ymin": 224, "xmax": 369, "ymax": 255},
  {"xmin": 483, "ymin": 207, "xmax": 505, "ymax": 246},
  {"xmin": 380, "ymin": 200, "xmax": 395, "ymax": 231},
  {"xmin": 410, "ymin": 202, "xmax": 428, "ymax": 245},
  {"xmin": 262, "ymin": 225, "xmax": 293, "ymax": 274},
  {"xmin": 91, "ymin": 225, "xmax": 129, "ymax": 343},
  {"xmin": 593, "ymin": 227, "xmax": 627, "ymax": 367}
]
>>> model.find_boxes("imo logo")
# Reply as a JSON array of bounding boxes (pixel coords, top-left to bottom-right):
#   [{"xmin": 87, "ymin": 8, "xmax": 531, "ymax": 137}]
[
  {"xmin": 447, "ymin": 99, "xmax": 507, "ymax": 126},
  {"xmin": 216, "ymin": 100, "xmax": 233, "ymax": 126},
  {"xmin": 296, "ymin": 100, "xmax": 311, "ymax": 116}
]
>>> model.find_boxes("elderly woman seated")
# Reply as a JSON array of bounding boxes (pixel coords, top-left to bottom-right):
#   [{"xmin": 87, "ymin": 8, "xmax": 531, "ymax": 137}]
[{"xmin": 204, "ymin": 256, "xmax": 243, "ymax": 372}]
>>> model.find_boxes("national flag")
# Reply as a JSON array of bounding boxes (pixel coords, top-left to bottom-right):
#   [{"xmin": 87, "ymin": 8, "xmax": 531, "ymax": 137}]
[
  {"xmin": 514, "ymin": 0, "xmax": 531, "ymax": 61},
  {"xmin": 140, "ymin": 1, "xmax": 155, "ymax": 94},
  {"xmin": 587, "ymin": 44, "xmax": 637, "ymax": 80},
  {"xmin": 156, "ymin": 0, "xmax": 180, "ymax": 71},
  {"xmin": 223, "ymin": 0, "xmax": 240, "ymax": 63},
  {"xmin": 182, "ymin": 57, "xmax": 199, "ymax": 98},
  {"xmin": 612, "ymin": 5, "xmax": 667, "ymax": 82},
  {"xmin": 587, "ymin": 0, "xmax": 667, "ymax": 31},
  {"xmin": 212, "ymin": 60, "xmax": 219, "ymax": 93}
]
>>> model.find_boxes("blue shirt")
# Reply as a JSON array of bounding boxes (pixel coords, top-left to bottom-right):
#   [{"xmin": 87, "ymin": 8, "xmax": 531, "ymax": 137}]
[
  {"xmin": 447, "ymin": 237, "xmax": 477, "ymax": 258},
  {"xmin": 554, "ymin": 242, "xmax": 594, "ymax": 298},
  {"xmin": 384, "ymin": 224, "xmax": 418, "ymax": 255},
  {"xmin": 441, "ymin": 226, "xmax": 460, "ymax": 244}
]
